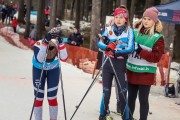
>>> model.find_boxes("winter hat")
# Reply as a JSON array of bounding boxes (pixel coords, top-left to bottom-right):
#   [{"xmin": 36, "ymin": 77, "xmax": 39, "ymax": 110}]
[
  {"xmin": 50, "ymin": 39, "xmax": 58, "ymax": 47},
  {"xmin": 143, "ymin": 7, "xmax": 159, "ymax": 23},
  {"xmin": 114, "ymin": 8, "xmax": 128, "ymax": 21}
]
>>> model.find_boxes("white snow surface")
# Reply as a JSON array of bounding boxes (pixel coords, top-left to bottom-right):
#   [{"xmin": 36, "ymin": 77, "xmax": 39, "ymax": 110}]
[{"xmin": 0, "ymin": 36, "xmax": 180, "ymax": 120}]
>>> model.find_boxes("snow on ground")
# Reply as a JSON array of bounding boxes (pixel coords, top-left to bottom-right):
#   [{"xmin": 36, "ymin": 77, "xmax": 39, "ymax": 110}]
[
  {"xmin": 0, "ymin": 27, "xmax": 28, "ymax": 49},
  {"xmin": 0, "ymin": 36, "xmax": 180, "ymax": 120},
  {"xmin": 61, "ymin": 20, "xmax": 91, "ymax": 32}
]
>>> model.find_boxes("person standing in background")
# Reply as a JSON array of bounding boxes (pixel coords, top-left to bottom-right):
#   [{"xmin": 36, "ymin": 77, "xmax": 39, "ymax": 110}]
[
  {"xmin": 11, "ymin": 16, "xmax": 18, "ymax": 33},
  {"xmin": 126, "ymin": 7, "xmax": 165, "ymax": 120}
]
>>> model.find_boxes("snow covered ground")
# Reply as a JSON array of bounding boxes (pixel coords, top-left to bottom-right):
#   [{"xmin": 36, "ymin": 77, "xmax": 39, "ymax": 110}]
[{"xmin": 0, "ymin": 36, "xmax": 180, "ymax": 120}]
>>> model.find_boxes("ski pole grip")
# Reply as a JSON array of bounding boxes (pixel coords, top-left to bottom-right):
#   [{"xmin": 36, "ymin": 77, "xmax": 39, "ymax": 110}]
[{"xmin": 98, "ymin": 34, "xmax": 104, "ymax": 43}]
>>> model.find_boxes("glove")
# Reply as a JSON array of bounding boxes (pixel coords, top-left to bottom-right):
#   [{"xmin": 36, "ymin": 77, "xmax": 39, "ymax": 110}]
[
  {"xmin": 105, "ymin": 50, "xmax": 116, "ymax": 58},
  {"xmin": 106, "ymin": 42, "xmax": 116, "ymax": 51},
  {"xmin": 56, "ymin": 34, "xmax": 63, "ymax": 44},
  {"xmin": 43, "ymin": 33, "xmax": 52, "ymax": 44},
  {"xmin": 136, "ymin": 44, "xmax": 142, "ymax": 54},
  {"xmin": 109, "ymin": 50, "xmax": 116, "ymax": 57},
  {"xmin": 102, "ymin": 36, "xmax": 110, "ymax": 45}
]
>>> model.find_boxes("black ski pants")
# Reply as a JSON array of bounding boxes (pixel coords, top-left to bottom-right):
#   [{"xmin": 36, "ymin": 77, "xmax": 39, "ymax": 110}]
[
  {"xmin": 128, "ymin": 83, "xmax": 151, "ymax": 120},
  {"xmin": 100, "ymin": 57, "xmax": 128, "ymax": 120}
]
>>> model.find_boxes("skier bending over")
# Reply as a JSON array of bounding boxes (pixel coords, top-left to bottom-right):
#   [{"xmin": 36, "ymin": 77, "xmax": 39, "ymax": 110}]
[
  {"xmin": 98, "ymin": 7, "xmax": 134, "ymax": 120},
  {"xmin": 32, "ymin": 27, "xmax": 68, "ymax": 120}
]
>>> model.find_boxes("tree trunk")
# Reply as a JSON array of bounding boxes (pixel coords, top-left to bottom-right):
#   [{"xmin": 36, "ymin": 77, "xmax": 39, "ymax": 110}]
[
  {"xmin": 50, "ymin": 0, "xmax": 57, "ymax": 28},
  {"xmin": 161, "ymin": 0, "xmax": 175, "ymax": 51},
  {"xmin": 45, "ymin": 0, "xmax": 49, "ymax": 7},
  {"xmin": 57, "ymin": 0, "xmax": 61, "ymax": 18},
  {"xmin": 116, "ymin": 0, "xmax": 121, "ymax": 8},
  {"xmin": 36, "ymin": 0, "xmax": 44, "ymax": 40},
  {"xmin": 57, "ymin": 0, "xmax": 65, "ymax": 19},
  {"xmin": 70, "ymin": 0, "xmax": 75, "ymax": 20},
  {"xmin": 107, "ymin": 0, "xmax": 113, "ymax": 15},
  {"xmin": 144, "ymin": 0, "xmax": 155, "ymax": 9},
  {"xmin": 101, "ymin": 0, "xmax": 108, "ymax": 26},
  {"xmin": 90, "ymin": 0, "xmax": 101, "ymax": 51},
  {"xmin": 18, "ymin": 0, "xmax": 25, "ymax": 23},
  {"xmin": 84, "ymin": 0, "xmax": 89, "ymax": 21},
  {"xmin": 120, "ymin": 0, "xmax": 127, "ymax": 6},
  {"xmin": 130, "ymin": 0, "xmax": 138, "ymax": 25},
  {"xmin": 24, "ymin": 0, "xmax": 32, "ymax": 38},
  {"xmin": 75, "ymin": 0, "xmax": 80, "ymax": 29},
  {"xmin": 80, "ymin": 0, "xmax": 85, "ymax": 20},
  {"xmin": 173, "ymin": 25, "xmax": 180, "ymax": 61},
  {"xmin": 41, "ymin": 0, "xmax": 46, "ymax": 31}
]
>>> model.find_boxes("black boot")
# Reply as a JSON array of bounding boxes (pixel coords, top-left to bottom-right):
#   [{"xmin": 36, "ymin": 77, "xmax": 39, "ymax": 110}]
[{"xmin": 99, "ymin": 115, "xmax": 106, "ymax": 120}]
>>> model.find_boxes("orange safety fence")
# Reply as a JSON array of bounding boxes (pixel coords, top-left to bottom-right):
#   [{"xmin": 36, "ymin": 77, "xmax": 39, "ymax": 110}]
[
  {"xmin": 155, "ymin": 52, "xmax": 171, "ymax": 86},
  {"xmin": 65, "ymin": 44, "xmax": 98, "ymax": 74}
]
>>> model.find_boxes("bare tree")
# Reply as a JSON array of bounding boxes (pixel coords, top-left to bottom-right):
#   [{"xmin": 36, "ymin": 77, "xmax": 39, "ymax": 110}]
[
  {"xmin": 18, "ymin": 0, "xmax": 25, "ymax": 23},
  {"xmin": 70, "ymin": 0, "xmax": 75, "ymax": 20},
  {"xmin": 144, "ymin": 0, "xmax": 155, "ymax": 9},
  {"xmin": 90, "ymin": 0, "xmax": 101, "ymax": 51},
  {"xmin": 116, "ymin": 0, "xmax": 121, "ymax": 8},
  {"xmin": 45, "ymin": 0, "xmax": 49, "ymax": 7},
  {"xmin": 24, "ymin": 0, "xmax": 32, "ymax": 38},
  {"xmin": 130, "ymin": 0, "xmax": 138, "ymax": 25},
  {"xmin": 57, "ymin": 0, "xmax": 65, "ymax": 19},
  {"xmin": 84, "ymin": 0, "xmax": 89, "ymax": 21},
  {"xmin": 173, "ymin": 25, "xmax": 180, "ymax": 61},
  {"xmin": 36, "ymin": 0, "xmax": 44, "ymax": 40},
  {"xmin": 80, "ymin": 0, "xmax": 85, "ymax": 20},
  {"xmin": 75, "ymin": 0, "xmax": 80, "ymax": 29},
  {"xmin": 107, "ymin": 0, "xmax": 113, "ymax": 15},
  {"xmin": 101, "ymin": 0, "xmax": 108, "ymax": 26},
  {"xmin": 50, "ymin": 0, "xmax": 57, "ymax": 28},
  {"xmin": 120, "ymin": 0, "xmax": 127, "ymax": 6},
  {"xmin": 41, "ymin": 0, "xmax": 46, "ymax": 31}
]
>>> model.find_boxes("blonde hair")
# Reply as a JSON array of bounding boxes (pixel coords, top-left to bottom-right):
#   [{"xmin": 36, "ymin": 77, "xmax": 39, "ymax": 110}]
[{"xmin": 135, "ymin": 19, "xmax": 163, "ymax": 36}]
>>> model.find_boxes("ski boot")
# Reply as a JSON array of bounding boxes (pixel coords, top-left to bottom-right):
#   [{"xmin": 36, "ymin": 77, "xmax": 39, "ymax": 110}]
[
  {"xmin": 99, "ymin": 116, "xmax": 106, "ymax": 120},
  {"xmin": 106, "ymin": 115, "xmax": 113, "ymax": 120},
  {"xmin": 99, "ymin": 115, "xmax": 113, "ymax": 120},
  {"xmin": 116, "ymin": 101, "xmax": 121, "ymax": 115}
]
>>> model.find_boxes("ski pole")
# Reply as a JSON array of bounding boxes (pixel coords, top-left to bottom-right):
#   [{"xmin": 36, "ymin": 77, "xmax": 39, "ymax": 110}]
[
  {"xmin": 58, "ymin": 46, "xmax": 67, "ymax": 120},
  {"xmin": 70, "ymin": 56, "xmax": 108, "ymax": 120},
  {"xmin": 29, "ymin": 44, "xmax": 50, "ymax": 120},
  {"xmin": 108, "ymin": 56, "xmax": 133, "ymax": 119}
]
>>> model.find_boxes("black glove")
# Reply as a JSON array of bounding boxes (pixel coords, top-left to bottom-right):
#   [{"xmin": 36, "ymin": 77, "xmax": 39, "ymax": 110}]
[
  {"xmin": 102, "ymin": 36, "xmax": 110, "ymax": 45},
  {"xmin": 136, "ymin": 44, "xmax": 142, "ymax": 54},
  {"xmin": 43, "ymin": 33, "xmax": 52, "ymax": 44},
  {"xmin": 56, "ymin": 34, "xmax": 63, "ymax": 44}
]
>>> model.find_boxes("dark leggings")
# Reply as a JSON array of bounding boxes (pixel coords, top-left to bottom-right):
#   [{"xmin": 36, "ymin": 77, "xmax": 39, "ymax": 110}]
[
  {"xmin": 128, "ymin": 83, "xmax": 151, "ymax": 120},
  {"xmin": 100, "ymin": 58, "xmax": 128, "ymax": 120}
]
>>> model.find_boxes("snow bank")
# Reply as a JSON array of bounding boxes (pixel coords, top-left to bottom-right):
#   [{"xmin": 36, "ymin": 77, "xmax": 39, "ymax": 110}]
[{"xmin": 0, "ymin": 26, "xmax": 28, "ymax": 50}]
